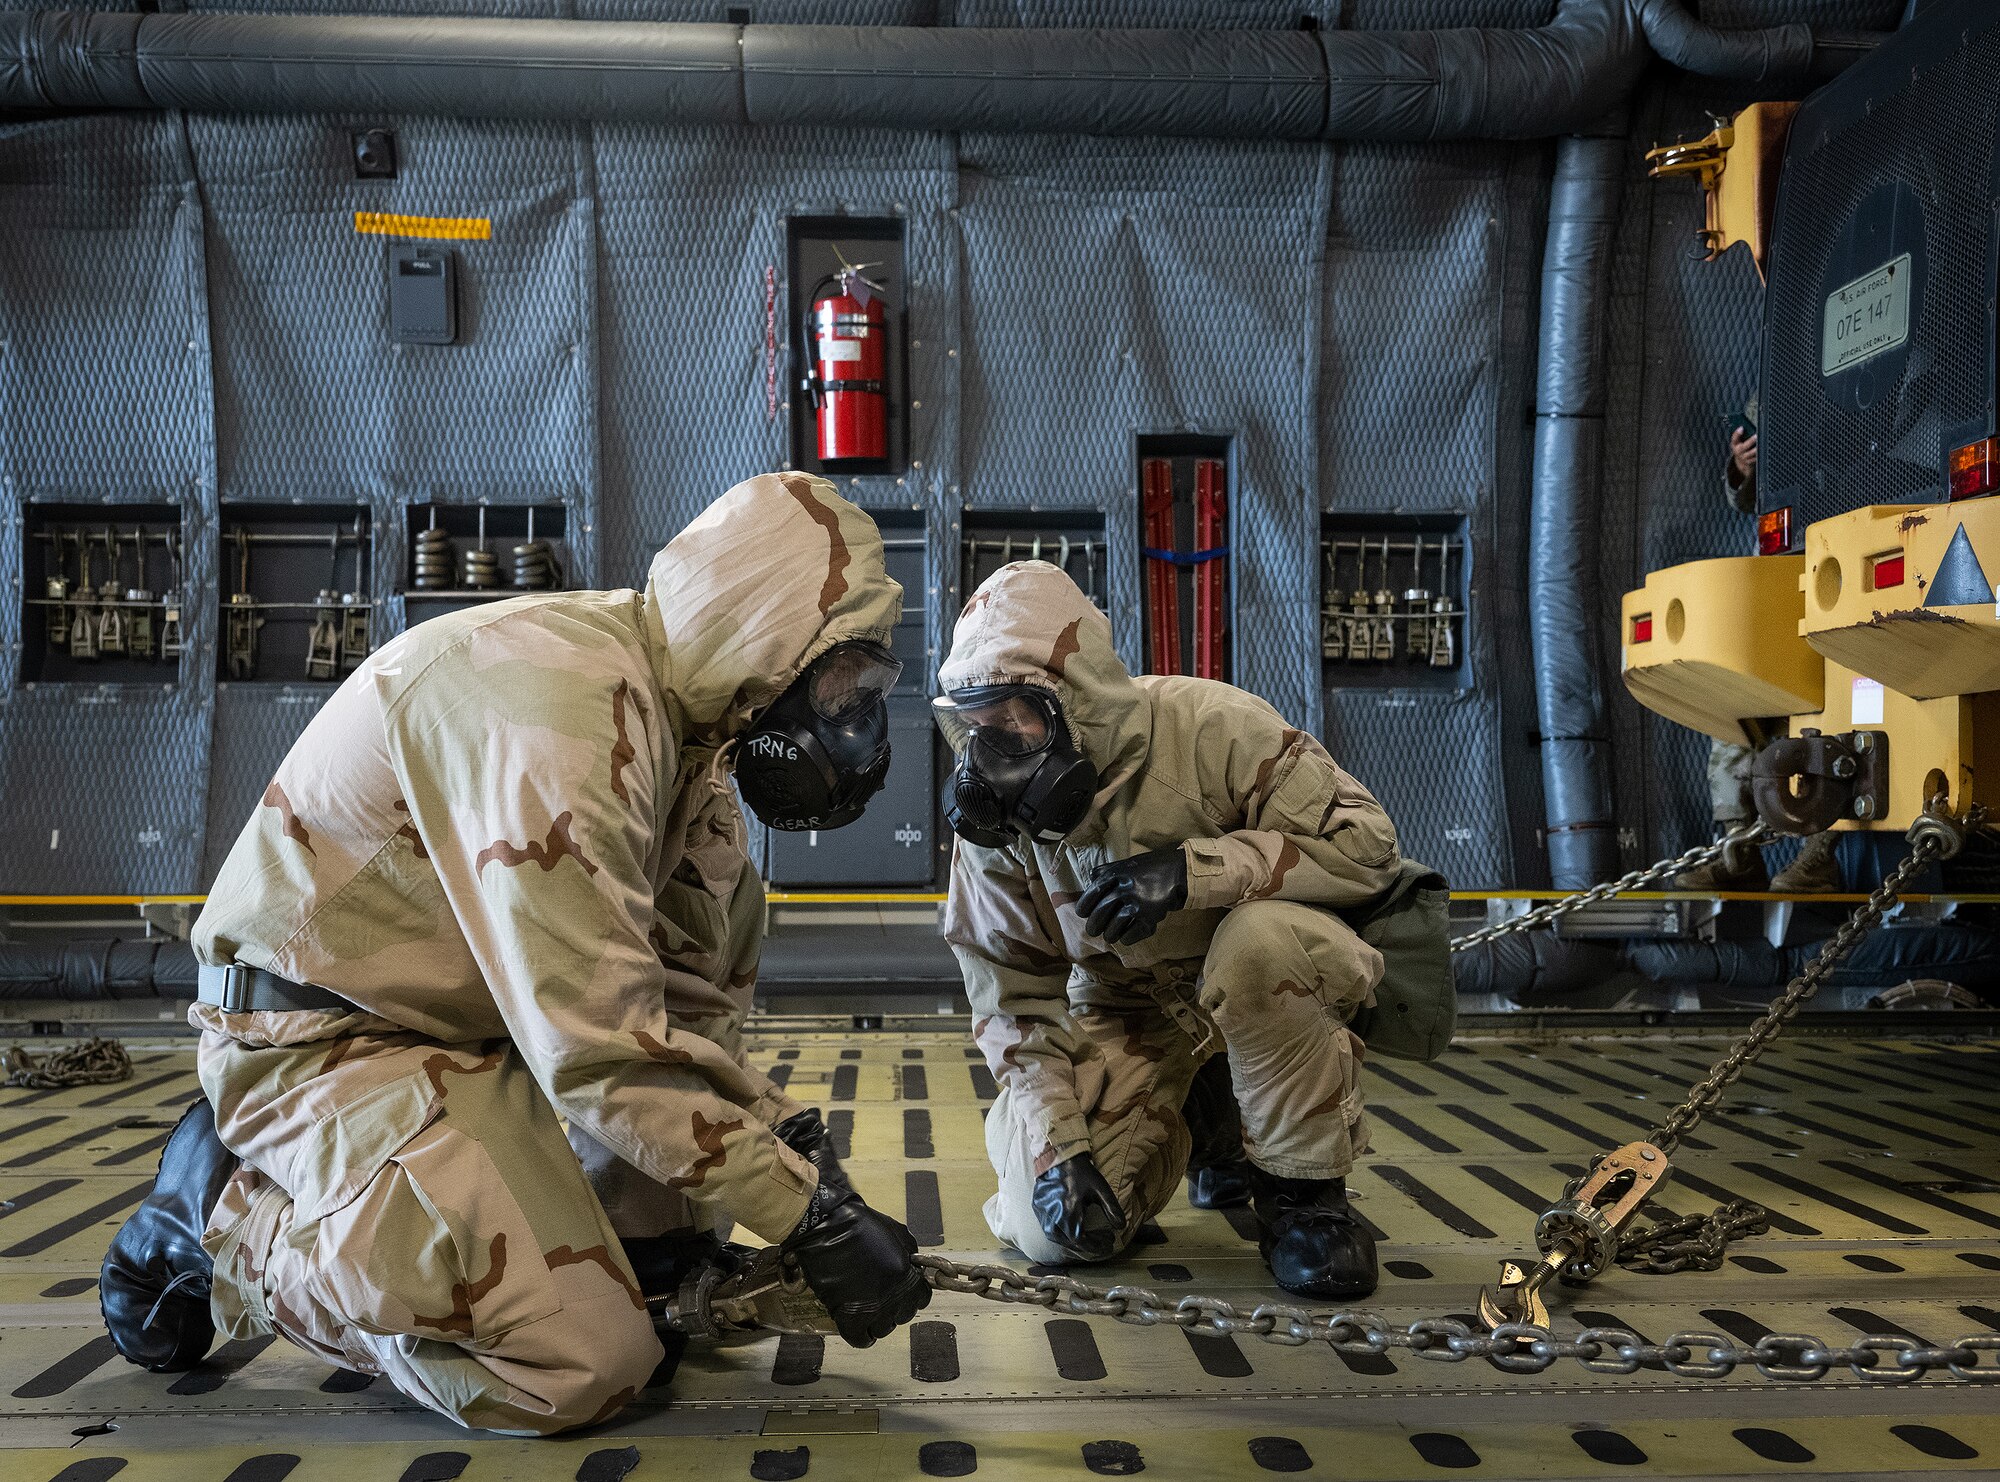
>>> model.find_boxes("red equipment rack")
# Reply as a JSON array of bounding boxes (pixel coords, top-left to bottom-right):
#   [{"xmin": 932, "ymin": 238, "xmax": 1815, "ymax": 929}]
[
  {"xmin": 1141, "ymin": 457, "xmax": 1182, "ymax": 676},
  {"xmin": 1193, "ymin": 458, "xmax": 1227, "ymax": 680}
]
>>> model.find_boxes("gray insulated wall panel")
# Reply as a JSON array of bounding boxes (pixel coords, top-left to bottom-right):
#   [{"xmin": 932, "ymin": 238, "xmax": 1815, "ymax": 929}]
[
  {"xmin": 192, "ymin": 115, "xmax": 595, "ymax": 515},
  {"xmin": 591, "ymin": 122, "xmax": 960, "ymax": 876},
  {"xmin": 955, "ymin": 133, "xmax": 1328, "ymax": 729},
  {"xmin": 0, "ymin": 114, "xmax": 217, "ymax": 892},
  {"xmin": 1602, "ymin": 80, "xmax": 1768, "ymax": 866},
  {"xmin": 593, "ymin": 122, "xmax": 958, "ymax": 586},
  {"xmin": 1318, "ymin": 142, "xmax": 1538, "ymax": 888}
]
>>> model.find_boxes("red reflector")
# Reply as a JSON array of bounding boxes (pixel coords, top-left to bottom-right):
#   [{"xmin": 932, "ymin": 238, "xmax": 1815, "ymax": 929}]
[
  {"xmin": 1871, "ymin": 552, "xmax": 1905, "ymax": 589},
  {"xmin": 1631, "ymin": 615, "xmax": 1653, "ymax": 643},
  {"xmin": 1757, "ymin": 506, "xmax": 1792, "ymax": 555},
  {"xmin": 1950, "ymin": 436, "xmax": 2000, "ymax": 500}
]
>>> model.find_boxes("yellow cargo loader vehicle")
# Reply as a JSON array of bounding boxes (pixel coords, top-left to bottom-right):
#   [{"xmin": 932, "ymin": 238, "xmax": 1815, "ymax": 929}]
[{"xmin": 1627, "ymin": 0, "xmax": 2000, "ymax": 846}]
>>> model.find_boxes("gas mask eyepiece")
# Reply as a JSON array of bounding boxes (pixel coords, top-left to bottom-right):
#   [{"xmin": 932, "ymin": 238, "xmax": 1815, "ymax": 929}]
[
  {"xmin": 933, "ymin": 684, "xmax": 1097, "ymax": 846},
  {"xmin": 735, "ymin": 639, "xmax": 902, "ymax": 831}
]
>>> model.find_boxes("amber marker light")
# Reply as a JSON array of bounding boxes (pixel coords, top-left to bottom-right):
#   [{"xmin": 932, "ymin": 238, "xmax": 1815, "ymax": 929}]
[
  {"xmin": 1949, "ymin": 436, "xmax": 1999, "ymax": 500},
  {"xmin": 1757, "ymin": 507, "xmax": 1792, "ymax": 555}
]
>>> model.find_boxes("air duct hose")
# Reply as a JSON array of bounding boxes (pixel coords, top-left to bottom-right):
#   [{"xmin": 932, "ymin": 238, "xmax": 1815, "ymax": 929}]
[
  {"xmin": 0, "ymin": 939, "xmax": 198, "ymax": 1001},
  {"xmin": 1530, "ymin": 131, "xmax": 1624, "ymax": 888},
  {"xmin": 1637, "ymin": 0, "xmax": 1883, "ymax": 84},
  {"xmin": 0, "ymin": 0, "xmax": 1881, "ymax": 138}
]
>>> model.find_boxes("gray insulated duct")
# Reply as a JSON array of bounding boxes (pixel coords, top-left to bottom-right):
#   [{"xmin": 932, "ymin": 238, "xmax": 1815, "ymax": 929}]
[
  {"xmin": 0, "ymin": 939, "xmax": 198, "ymax": 1001},
  {"xmin": 1530, "ymin": 133, "xmax": 1623, "ymax": 888},
  {"xmin": 0, "ymin": 0, "xmax": 1880, "ymax": 138},
  {"xmin": 1636, "ymin": 0, "xmax": 1883, "ymax": 83}
]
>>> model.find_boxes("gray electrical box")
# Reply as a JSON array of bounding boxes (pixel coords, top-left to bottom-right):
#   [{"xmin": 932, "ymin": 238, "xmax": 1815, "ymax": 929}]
[
  {"xmin": 389, "ymin": 245, "xmax": 456, "ymax": 345},
  {"xmin": 767, "ymin": 533, "xmax": 933, "ymax": 887}
]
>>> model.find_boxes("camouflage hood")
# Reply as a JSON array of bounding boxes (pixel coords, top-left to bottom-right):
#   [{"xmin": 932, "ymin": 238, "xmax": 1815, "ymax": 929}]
[
  {"xmin": 937, "ymin": 560, "xmax": 1150, "ymax": 813},
  {"xmin": 643, "ymin": 472, "xmax": 903, "ymax": 746}
]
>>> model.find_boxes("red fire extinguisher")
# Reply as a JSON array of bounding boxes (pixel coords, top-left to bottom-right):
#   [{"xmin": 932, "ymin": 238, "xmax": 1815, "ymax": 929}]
[{"xmin": 805, "ymin": 270, "xmax": 888, "ymax": 463}]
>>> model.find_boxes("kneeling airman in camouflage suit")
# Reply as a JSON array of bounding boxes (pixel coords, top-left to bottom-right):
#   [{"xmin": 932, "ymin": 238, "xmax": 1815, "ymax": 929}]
[
  {"xmin": 934, "ymin": 561, "xmax": 1407, "ymax": 1300},
  {"xmin": 99, "ymin": 475, "xmax": 929, "ymax": 1434}
]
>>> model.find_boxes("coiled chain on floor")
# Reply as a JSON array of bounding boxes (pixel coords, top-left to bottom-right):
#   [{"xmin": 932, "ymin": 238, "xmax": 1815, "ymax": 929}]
[
  {"xmin": 1615, "ymin": 1200, "xmax": 1769, "ymax": 1274},
  {"xmin": 1447, "ymin": 819, "xmax": 1770, "ymax": 955},
  {"xmin": 913, "ymin": 1255, "xmax": 2000, "ymax": 1382},
  {"xmin": 2, "ymin": 1035, "xmax": 132, "ymax": 1090}
]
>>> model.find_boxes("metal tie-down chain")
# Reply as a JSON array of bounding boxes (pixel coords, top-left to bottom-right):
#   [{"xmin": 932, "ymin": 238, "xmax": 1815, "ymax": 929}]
[
  {"xmin": 677, "ymin": 808, "xmax": 1997, "ymax": 1382},
  {"xmin": 909, "ymin": 1253, "xmax": 2000, "ymax": 1383},
  {"xmin": 3, "ymin": 1036, "xmax": 132, "ymax": 1090},
  {"xmin": 1604, "ymin": 804, "xmax": 1982, "ymax": 1276},
  {"xmin": 1449, "ymin": 818, "xmax": 1769, "ymax": 953}
]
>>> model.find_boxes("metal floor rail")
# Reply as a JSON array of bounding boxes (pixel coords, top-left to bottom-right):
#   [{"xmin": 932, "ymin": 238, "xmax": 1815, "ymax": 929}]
[{"xmin": 2, "ymin": 1027, "xmax": 1998, "ymax": 1481}]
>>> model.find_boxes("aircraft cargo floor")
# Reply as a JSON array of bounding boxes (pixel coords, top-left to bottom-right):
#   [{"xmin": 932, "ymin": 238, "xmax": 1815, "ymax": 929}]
[{"xmin": 3, "ymin": 1024, "xmax": 1999, "ymax": 1482}]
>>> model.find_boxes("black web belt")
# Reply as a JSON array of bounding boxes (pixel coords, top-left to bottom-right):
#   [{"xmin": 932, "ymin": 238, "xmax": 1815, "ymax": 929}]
[{"xmin": 197, "ymin": 963, "xmax": 350, "ymax": 1015}]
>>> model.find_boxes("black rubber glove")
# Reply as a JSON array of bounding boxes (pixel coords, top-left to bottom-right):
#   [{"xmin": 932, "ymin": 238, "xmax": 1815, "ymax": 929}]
[
  {"xmin": 1077, "ymin": 846, "xmax": 1189, "ymax": 946},
  {"xmin": 774, "ymin": 1108, "xmax": 849, "ymax": 1195},
  {"xmin": 1031, "ymin": 1151, "xmax": 1128, "ymax": 1263},
  {"xmin": 782, "ymin": 1185, "xmax": 931, "ymax": 1347}
]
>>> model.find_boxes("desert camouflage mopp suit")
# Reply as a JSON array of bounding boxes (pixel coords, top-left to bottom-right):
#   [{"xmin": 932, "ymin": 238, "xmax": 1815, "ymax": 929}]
[
  {"xmin": 190, "ymin": 474, "xmax": 901, "ymax": 1434},
  {"xmin": 941, "ymin": 562, "xmax": 1403, "ymax": 1263}
]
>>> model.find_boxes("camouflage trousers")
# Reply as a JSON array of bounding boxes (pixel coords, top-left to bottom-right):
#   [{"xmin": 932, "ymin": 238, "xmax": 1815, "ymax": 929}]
[
  {"xmin": 194, "ymin": 1006, "xmax": 664, "ymax": 1436},
  {"xmin": 983, "ymin": 900, "xmax": 1381, "ymax": 1264}
]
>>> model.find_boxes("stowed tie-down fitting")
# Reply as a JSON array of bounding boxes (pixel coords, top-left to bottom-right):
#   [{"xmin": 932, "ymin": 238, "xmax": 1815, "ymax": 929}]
[{"xmin": 1751, "ymin": 727, "xmax": 1889, "ymax": 834}]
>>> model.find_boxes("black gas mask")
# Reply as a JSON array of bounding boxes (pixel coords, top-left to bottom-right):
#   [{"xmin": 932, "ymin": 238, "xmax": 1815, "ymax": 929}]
[
  {"xmin": 735, "ymin": 639, "xmax": 902, "ymax": 831},
  {"xmin": 934, "ymin": 684, "xmax": 1099, "ymax": 846}
]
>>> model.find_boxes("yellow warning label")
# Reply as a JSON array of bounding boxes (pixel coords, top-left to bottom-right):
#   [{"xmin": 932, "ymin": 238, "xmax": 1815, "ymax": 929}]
[{"xmin": 353, "ymin": 211, "xmax": 491, "ymax": 242}]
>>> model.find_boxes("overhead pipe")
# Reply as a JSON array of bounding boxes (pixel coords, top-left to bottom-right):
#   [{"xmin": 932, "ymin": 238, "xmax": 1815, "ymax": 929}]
[
  {"xmin": 1637, "ymin": 0, "xmax": 1884, "ymax": 84},
  {"xmin": 1529, "ymin": 131, "xmax": 1623, "ymax": 889},
  {"xmin": 0, "ymin": 0, "xmax": 1866, "ymax": 140},
  {"xmin": 0, "ymin": 1, "xmax": 1888, "ymax": 138}
]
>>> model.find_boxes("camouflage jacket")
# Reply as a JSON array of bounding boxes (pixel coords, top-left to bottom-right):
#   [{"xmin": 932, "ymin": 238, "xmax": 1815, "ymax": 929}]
[
  {"xmin": 195, "ymin": 474, "xmax": 902, "ymax": 1241},
  {"xmin": 938, "ymin": 560, "xmax": 1403, "ymax": 1165}
]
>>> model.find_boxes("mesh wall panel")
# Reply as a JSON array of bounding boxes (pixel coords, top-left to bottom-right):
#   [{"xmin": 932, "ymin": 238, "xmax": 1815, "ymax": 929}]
[
  {"xmin": 594, "ymin": 123, "xmax": 955, "ymax": 587},
  {"xmin": 0, "ymin": 117, "xmax": 209, "ymax": 503},
  {"xmin": 192, "ymin": 114, "xmax": 593, "ymax": 510},
  {"xmin": 955, "ymin": 133, "xmax": 1326, "ymax": 726},
  {"xmin": 1319, "ymin": 141, "xmax": 1524, "ymax": 885},
  {"xmin": 0, "ymin": 113, "xmax": 216, "ymax": 892}
]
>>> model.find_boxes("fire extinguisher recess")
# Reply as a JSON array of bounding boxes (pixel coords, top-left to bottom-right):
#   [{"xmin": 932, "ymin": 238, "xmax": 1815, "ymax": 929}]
[{"xmin": 805, "ymin": 269, "xmax": 889, "ymax": 464}]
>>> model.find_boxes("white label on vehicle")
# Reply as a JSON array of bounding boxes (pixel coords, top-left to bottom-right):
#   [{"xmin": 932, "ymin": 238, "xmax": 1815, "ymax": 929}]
[
  {"xmin": 1851, "ymin": 674, "xmax": 1885, "ymax": 725},
  {"xmin": 819, "ymin": 339, "xmax": 862, "ymax": 362},
  {"xmin": 1822, "ymin": 253, "xmax": 1911, "ymax": 376}
]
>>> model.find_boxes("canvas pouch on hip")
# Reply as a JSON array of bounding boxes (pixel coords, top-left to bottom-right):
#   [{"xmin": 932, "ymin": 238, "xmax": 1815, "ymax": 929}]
[{"xmin": 1341, "ymin": 859, "xmax": 1454, "ymax": 1061}]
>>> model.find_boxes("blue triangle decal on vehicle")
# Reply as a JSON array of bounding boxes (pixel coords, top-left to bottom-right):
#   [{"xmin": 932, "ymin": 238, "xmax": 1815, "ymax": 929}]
[{"xmin": 1926, "ymin": 523, "xmax": 1994, "ymax": 607}]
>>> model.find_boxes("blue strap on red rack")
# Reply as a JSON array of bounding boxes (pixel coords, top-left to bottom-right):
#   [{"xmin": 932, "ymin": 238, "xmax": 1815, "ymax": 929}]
[{"xmin": 1141, "ymin": 546, "xmax": 1231, "ymax": 565}]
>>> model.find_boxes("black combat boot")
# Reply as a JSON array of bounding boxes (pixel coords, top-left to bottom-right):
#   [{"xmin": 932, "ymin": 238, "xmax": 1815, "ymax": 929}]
[
  {"xmin": 100, "ymin": 1098, "xmax": 239, "ymax": 1371},
  {"xmin": 1182, "ymin": 1054, "xmax": 1253, "ymax": 1210},
  {"xmin": 1248, "ymin": 1165, "xmax": 1377, "ymax": 1301},
  {"xmin": 620, "ymin": 1230, "xmax": 727, "ymax": 1301}
]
